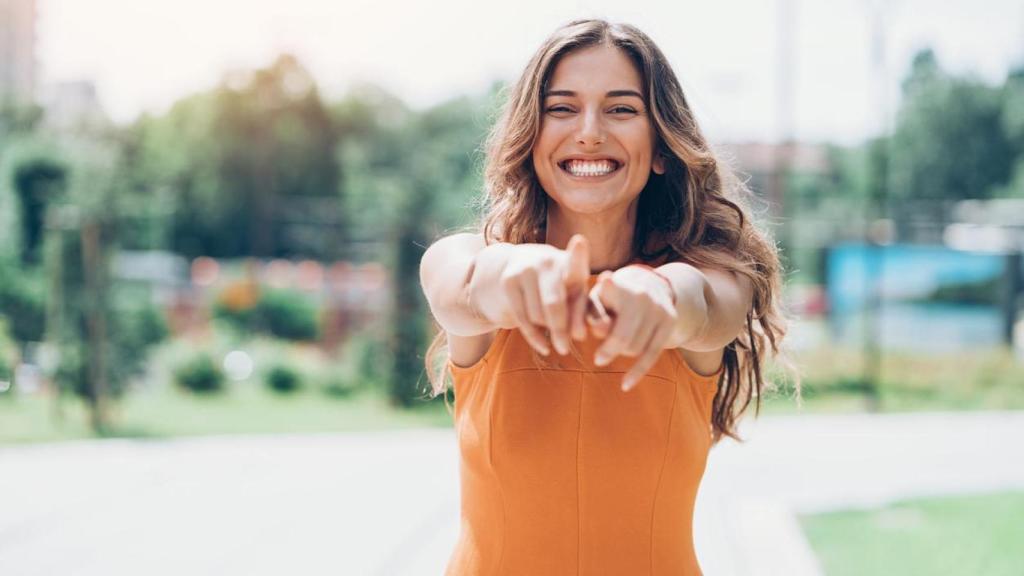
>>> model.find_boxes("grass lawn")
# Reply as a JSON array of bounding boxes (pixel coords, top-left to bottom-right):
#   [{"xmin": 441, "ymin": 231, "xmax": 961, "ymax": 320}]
[
  {"xmin": 3, "ymin": 333, "xmax": 1023, "ymax": 444},
  {"xmin": 0, "ymin": 384, "xmax": 454, "ymax": 444},
  {"xmin": 800, "ymin": 491, "xmax": 1024, "ymax": 576},
  {"xmin": 759, "ymin": 344, "xmax": 1024, "ymax": 415}
]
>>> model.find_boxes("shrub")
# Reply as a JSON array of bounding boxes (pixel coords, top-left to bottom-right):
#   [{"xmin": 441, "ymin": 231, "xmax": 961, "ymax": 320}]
[
  {"xmin": 212, "ymin": 280, "xmax": 260, "ymax": 333},
  {"xmin": 173, "ymin": 352, "xmax": 225, "ymax": 394},
  {"xmin": 255, "ymin": 289, "xmax": 319, "ymax": 341},
  {"xmin": 0, "ymin": 320, "xmax": 12, "ymax": 396},
  {"xmin": 321, "ymin": 371, "xmax": 359, "ymax": 398},
  {"xmin": 0, "ymin": 259, "xmax": 46, "ymax": 342},
  {"xmin": 212, "ymin": 285, "xmax": 319, "ymax": 342},
  {"xmin": 265, "ymin": 363, "xmax": 302, "ymax": 394}
]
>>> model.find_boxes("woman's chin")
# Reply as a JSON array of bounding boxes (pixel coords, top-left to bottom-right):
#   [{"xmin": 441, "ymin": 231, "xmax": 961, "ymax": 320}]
[{"xmin": 550, "ymin": 192, "xmax": 629, "ymax": 216}]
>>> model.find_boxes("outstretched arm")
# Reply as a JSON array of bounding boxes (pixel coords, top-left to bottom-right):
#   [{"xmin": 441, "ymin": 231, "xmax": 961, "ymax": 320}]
[{"xmin": 655, "ymin": 261, "xmax": 754, "ymax": 352}]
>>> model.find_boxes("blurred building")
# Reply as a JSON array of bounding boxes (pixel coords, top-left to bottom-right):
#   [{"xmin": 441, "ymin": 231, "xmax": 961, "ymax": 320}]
[
  {"xmin": 0, "ymin": 0, "xmax": 36, "ymax": 102},
  {"xmin": 40, "ymin": 80, "xmax": 108, "ymax": 130},
  {"xmin": 945, "ymin": 199, "xmax": 1024, "ymax": 252},
  {"xmin": 719, "ymin": 141, "xmax": 831, "ymax": 195},
  {"xmin": 718, "ymin": 140, "xmax": 831, "ymax": 231}
]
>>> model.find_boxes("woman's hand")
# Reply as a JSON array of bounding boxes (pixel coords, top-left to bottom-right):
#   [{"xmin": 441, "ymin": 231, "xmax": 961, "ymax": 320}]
[
  {"xmin": 587, "ymin": 265, "xmax": 681, "ymax": 391},
  {"xmin": 498, "ymin": 234, "xmax": 591, "ymax": 356}
]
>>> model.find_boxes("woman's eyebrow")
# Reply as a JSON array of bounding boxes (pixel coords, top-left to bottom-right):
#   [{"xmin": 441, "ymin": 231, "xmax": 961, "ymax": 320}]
[{"xmin": 543, "ymin": 89, "xmax": 643, "ymax": 100}]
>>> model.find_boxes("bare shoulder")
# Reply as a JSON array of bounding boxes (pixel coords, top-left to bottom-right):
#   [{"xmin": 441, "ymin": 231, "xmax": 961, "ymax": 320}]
[{"xmin": 679, "ymin": 347, "xmax": 725, "ymax": 377}]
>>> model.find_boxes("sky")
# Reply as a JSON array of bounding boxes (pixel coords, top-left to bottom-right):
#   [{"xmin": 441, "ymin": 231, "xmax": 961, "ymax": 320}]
[{"xmin": 36, "ymin": 0, "xmax": 1024, "ymax": 145}]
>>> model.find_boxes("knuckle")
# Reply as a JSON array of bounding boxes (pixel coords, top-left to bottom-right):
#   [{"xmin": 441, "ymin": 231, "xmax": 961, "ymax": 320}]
[{"xmin": 500, "ymin": 273, "xmax": 520, "ymax": 291}]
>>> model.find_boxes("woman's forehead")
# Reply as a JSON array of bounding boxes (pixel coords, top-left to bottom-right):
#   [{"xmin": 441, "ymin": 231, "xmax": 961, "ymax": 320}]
[{"xmin": 545, "ymin": 45, "xmax": 643, "ymax": 97}]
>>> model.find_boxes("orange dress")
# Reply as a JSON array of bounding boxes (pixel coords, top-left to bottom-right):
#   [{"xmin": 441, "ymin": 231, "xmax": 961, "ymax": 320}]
[{"xmin": 445, "ymin": 275, "xmax": 723, "ymax": 576}]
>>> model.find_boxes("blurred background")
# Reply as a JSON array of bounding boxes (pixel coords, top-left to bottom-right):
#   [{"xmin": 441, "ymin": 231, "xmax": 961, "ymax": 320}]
[{"xmin": 0, "ymin": 0, "xmax": 1022, "ymax": 575}]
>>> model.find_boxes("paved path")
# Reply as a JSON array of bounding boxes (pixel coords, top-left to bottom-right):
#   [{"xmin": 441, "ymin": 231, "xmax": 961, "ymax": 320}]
[{"xmin": 1, "ymin": 411, "xmax": 1022, "ymax": 575}]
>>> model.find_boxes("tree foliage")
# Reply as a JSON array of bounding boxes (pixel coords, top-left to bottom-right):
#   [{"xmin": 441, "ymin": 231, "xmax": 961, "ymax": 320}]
[{"xmin": 889, "ymin": 49, "xmax": 1018, "ymax": 202}]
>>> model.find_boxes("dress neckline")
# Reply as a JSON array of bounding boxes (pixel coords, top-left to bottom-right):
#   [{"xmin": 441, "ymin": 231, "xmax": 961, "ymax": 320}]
[{"xmin": 588, "ymin": 258, "xmax": 646, "ymax": 277}]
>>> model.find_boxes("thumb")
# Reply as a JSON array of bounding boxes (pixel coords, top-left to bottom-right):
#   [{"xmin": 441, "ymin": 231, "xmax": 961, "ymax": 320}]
[{"xmin": 592, "ymin": 270, "xmax": 622, "ymax": 317}]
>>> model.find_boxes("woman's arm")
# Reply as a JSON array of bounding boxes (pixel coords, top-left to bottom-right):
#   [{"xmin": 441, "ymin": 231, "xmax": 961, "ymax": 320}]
[
  {"xmin": 419, "ymin": 233, "xmax": 515, "ymax": 337},
  {"xmin": 420, "ymin": 233, "xmax": 593, "ymax": 355},
  {"xmin": 656, "ymin": 262, "xmax": 754, "ymax": 352}
]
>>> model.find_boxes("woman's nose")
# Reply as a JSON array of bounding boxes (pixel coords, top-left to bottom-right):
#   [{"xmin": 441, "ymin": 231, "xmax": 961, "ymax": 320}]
[{"xmin": 575, "ymin": 109, "xmax": 606, "ymax": 146}]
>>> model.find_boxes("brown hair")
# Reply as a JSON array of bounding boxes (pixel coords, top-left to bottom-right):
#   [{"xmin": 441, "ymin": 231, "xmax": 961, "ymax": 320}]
[{"xmin": 423, "ymin": 18, "xmax": 797, "ymax": 445}]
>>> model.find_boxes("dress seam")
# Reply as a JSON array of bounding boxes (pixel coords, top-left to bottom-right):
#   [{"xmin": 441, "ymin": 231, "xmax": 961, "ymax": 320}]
[
  {"xmin": 496, "ymin": 366, "xmax": 676, "ymax": 384},
  {"xmin": 576, "ymin": 371, "xmax": 584, "ymax": 576},
  {"xmin": 486, "ymin": 356, "xmax": 507, "ymax": 575},
  {"xmin": 649, "ymin": 366, "xmax": 679, "ymax": 575}
]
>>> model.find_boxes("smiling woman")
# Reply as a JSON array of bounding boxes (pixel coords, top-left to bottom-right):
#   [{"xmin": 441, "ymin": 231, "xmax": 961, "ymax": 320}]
[
  {"xmin": 418, "ymin": 18, "xmax": 793, "ymax": 576},
  {"xmin": 534, "ymin": 47, "xmax": 666, "ymax": 220}
]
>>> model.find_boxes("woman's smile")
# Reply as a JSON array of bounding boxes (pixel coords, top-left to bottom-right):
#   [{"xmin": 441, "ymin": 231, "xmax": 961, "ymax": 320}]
[{"xmin": 558, "ymin": 158, "xmax": 625, "ymax": 181}]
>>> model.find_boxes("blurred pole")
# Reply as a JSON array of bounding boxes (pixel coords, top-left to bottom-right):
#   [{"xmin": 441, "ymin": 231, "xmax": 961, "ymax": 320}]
[
  {"xmin": 862, "ymin": 0, "xmax": 893, "ymax": 412},
  {"xmin": 1002, "ymin": 252, "xmax": 1022, "ymax": 346},
  {"xmin": 43, "ymin": 205, "xmax": 65, "ymax": 423},
  {"xmin": 772, "ymin": 0, "xmax": 797, "ymax": 262},
  {"xmin": 81, "ymin": 217, "xmax": 109, "ymax": 433}
]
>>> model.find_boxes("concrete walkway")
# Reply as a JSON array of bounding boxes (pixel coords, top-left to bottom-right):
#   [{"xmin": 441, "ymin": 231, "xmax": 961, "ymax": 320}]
[{"xmin": 1, "ymin": 411, "xmax": 1022, "ymax": 575}]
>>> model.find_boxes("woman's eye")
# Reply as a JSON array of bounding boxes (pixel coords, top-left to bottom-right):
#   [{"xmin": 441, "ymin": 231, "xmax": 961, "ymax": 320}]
[{"xmin": 546, "ymin": 106, "xmax": 638, "ymax": 114}]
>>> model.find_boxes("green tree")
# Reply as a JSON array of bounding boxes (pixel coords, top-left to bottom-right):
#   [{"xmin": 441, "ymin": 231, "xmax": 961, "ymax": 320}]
[
  {"xmin": 890, "ymin": 49, "xmax": 1016, "ymax": 203},
  {"xmin": 991, "ymin": 66, "xmax": 1024, "ymax": 198},
  {"xmin": 128, "ymin": 54, "xmax": 342, "ymax": 259},
  {"xmin": 13, "ymin": 156, "xmax": 67, "ymax": 264}
]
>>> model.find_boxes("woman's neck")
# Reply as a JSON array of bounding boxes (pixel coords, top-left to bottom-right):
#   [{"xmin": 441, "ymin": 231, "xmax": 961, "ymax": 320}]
[{"xmin": 544, "ymin": 198, "xmax": 637, "ymax": 274}]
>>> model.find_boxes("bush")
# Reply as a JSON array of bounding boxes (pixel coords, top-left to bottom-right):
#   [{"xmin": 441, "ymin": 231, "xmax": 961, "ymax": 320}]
[
  {"xmin": 265, "ymin": 363, "xmax": 302, "ymax": 394},
  {"xmin": 212, "ymin": 285, "xmax": 319, "ymax": 342},
  {"xmin": 0, "ymin": 319, "xmax": 13, "ymax": 396},
  {"xmin": 212, "ymin": 280, "xmax": 260, "ymax": 333},
  {"xmin": 108, "ymin": 287, "xmax": 170, "ymax": 387},
  {"xmin": 321, "ymin": 371, "xmax": 359, "ymax": 398},
  {"xmin": 0, "ymin": 259, "xmax": 46, "ymax": 342},
  {"xmin": 173, "ymin": 352, "xmax": 225, "ymax": 394},
  {"xmin": 255, "ymin": 289, "xmax": 319, "ymax": 341}
]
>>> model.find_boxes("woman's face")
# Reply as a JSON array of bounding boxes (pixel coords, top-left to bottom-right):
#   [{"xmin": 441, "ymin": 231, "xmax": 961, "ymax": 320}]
[{"xmin": 532, "ymin": 44, "xmax": 665, "ymax": 217}]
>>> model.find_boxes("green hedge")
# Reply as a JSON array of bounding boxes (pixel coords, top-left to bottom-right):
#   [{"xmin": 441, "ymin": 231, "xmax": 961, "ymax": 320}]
[{"xmin": 173, "ymin": 352, "xmax": 225, "ymax": 394}]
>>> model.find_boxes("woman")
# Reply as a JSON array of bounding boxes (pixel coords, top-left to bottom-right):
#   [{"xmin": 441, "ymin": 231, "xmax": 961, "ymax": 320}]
[{"xmin": 419, "ymin": 18, "xmax": 791, "ymax": 575}]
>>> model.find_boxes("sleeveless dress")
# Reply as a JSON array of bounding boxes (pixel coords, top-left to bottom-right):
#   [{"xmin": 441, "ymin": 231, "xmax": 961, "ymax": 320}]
[{"xmin": 444, "ymin": 274, "xmax": 723, "ymax": 576}]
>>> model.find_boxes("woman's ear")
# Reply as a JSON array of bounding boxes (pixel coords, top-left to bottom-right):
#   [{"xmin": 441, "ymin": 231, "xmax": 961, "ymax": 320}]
[{"xmin": 652, "ymin": 153, "xmax": 666, "ymax": 175}]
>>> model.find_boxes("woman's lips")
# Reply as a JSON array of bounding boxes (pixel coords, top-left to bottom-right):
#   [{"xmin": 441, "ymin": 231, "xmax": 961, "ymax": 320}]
[{"xmin": 558, "ymin": 160, "xmax": 624, "ymax": 181}]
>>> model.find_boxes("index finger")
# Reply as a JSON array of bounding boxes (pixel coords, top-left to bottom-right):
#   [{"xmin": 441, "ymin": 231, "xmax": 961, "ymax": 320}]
[
  {"xmin": 621, "ymin": 321, "xmax": 675, "ymax": 391},
  {"xmin": 538, "ymin": 267, "xmax": 570, "ymax": 355}
]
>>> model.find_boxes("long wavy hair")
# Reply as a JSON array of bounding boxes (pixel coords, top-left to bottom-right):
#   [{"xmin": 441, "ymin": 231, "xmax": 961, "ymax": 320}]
[{"xmin": 423, "ymin": 18, "xmax": 796, "ymax": 445}]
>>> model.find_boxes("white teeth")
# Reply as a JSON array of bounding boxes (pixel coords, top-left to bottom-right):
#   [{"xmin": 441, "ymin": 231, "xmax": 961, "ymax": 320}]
[{"xmin": 563, "ymin": 159, "xmax": 618, "ymax": 177}]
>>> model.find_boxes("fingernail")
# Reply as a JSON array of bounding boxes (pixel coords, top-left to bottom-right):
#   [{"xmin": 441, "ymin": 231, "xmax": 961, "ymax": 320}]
[
  {"xmin": 594, "ymin": 353, "xmax": 609, "ymax": 366},
  {"xmin": 621, "ymin": 380, "xmax": 633, "ymax": 392}
]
